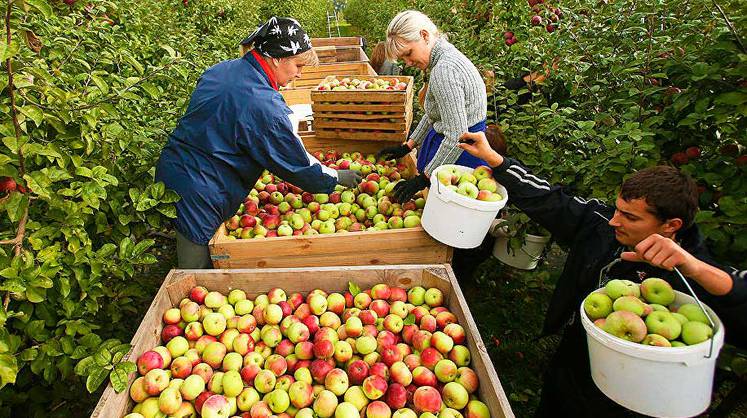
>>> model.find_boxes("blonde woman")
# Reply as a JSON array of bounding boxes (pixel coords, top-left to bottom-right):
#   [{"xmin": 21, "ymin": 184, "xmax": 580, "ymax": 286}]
[
  {"xmin": 377, "ymin": 10, "xmax": 488, "ymax": 204},
  {"xmin": 155, "ymin": 17, "xmax": 361, "ymax": 268}
]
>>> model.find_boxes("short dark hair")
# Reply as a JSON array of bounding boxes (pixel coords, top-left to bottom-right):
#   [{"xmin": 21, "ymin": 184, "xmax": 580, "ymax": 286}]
[{"xmin": 620, "ymin": 166, "xmax": 698, "ymax": 228}]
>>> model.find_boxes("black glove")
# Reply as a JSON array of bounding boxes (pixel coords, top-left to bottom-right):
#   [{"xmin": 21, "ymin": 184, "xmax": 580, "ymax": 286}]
[
  {"xmin": 375, "ymin": 144, "xmax": 412, "ymax": 161},
  {"xmin": 392, "ymin": 173, "xmax": 430, "ymax": 203},
  {"xmin": 336, "ymin": 170, "xmax": 363, "ymax": 188}
]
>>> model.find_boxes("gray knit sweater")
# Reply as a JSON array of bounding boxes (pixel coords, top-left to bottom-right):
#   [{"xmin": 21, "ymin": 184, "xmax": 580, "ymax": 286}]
[{"xmin": 410, "ymin": 38, "xmax": 487, "ymax": 175}]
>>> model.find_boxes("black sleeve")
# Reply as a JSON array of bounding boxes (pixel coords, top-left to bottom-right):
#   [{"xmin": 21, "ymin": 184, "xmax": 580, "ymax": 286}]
[{"xmin": 492, "ymin": 157, "xmax": 611, "ymax": 246}]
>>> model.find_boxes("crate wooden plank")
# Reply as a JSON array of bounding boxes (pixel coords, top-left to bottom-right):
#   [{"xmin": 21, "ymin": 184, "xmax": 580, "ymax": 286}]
[
  {"xmin": 315, "ymin": 129, "xmax": 408, "ymax": 141},
  {"xmin": 313, "ymin": 104, "xmax": 405, "ymax": 113},
  {"xmin": 314, "ymin": 46, "xmax": 369, "ymax": 63},
  {"xmin": 314, "ymin": 119, "xmax": 408, "ymax": 131},
  {"xmin": 91, "ymin": 265, "xmax": 514, "ymax": 418},
  {"xmin": 315, "ymin": 113, "xmax": 407, "ymax": 121},
  {"xmin": 210, "ymin": 225, "xmax": 451, "ymax": 268},
  {"xmin": 280, "ymin": 88, "xmax": 311, "ymax": 106},
  {"xmin": 312, "ymin": 36, "xmax": 364, "ymax": 47}
]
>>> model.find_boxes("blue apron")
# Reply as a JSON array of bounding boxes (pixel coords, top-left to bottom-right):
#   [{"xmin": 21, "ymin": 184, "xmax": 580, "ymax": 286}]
[{"xmin": 417, "ymin": 120, "xmax": 488, "ymax": 173}]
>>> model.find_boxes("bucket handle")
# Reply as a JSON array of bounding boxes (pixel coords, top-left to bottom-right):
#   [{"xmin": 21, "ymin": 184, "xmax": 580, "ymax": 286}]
[
  {"xmin": 598, "ymin": 259, "xmax": 716, "ymax": 359},
  {"xmin": 672, "ymin": 266, "xmax": 717, "ymax": 359}
]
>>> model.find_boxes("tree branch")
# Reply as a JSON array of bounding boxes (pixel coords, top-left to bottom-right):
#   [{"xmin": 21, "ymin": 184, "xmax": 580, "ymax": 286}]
[{"xmin": 712, "ymin": 0, "xmax": 746, "ymax": 54}]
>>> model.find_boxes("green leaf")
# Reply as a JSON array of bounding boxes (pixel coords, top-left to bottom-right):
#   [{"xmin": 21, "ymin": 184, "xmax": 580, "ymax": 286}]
[
  {"xmin": 86, "ymin": 367, "xmax": 109, "ymax": 393},
  {"xmin": 132, "ymin": 239, "xmax": 154, "ymax": 257},
  {"xmin": 19, "ymin": 106, "xmax": 44, "ymax": 126},
  {"xmin": 348, "ymin": 281, "xmax": 361, "ymax": 296},
  {"xmin": 0, "ymin": 354, "xmax": 18, "ymax": 389},
  {"xmin": 25, "ymin": 0, "xmax": 53, "ymax": 18},
  {"xmin": 90, "ymin": 75, "xmax": 109, "ymax": 94},
  {"xmin": 110, "ymin": 362, "xmax": 135, "ymax": 393},
  {"xmin": 403, "ymin": 313, "xmax": 416, "ymax": 325},
  {"xmin": 74, "ymin": 356, "xmax": 96, "ymax": 376},
  {"xmin": 94, "ymin": 347, "xmax": 112, "ymax": 366}
]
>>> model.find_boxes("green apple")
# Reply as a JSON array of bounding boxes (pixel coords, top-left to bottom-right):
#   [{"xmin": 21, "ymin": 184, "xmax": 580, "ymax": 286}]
[
  {"xmin": 676, "ymin": 304, "xmax": 710, "ymax": 325},
  {"xmin": 583, "ymin": 293, "xmax": 613, "ymax": 320},
  {"xmin": 222, "ymin": 370, "xmax": 243, "ymax": 397},
  {"xmin": 267, "ymin": 388, "xmax": 291, "ymax": 413},
  {"xmin": 313, "ymin": 389, "xmax": 339, "ymax": 418},
  {"xmin": 640, "ymin": 278, "xmax": 675, "ymax": 305},
  {"xmin": 157, "ymin": 387, "xmax": 182, "ymax": 415},
  {"xmin": 603, "ymin": 310, "xmax": 647, "ymax": 342},
  {"xmin": 228, "ymin": 289, "xmax": 247, "ymax": 305},
  {"xmin": 408, "ymin": 287, "xmax": 426, "ymax": 305},
  {"xmin": 672, "ymin": 312, "xmax": 689, "ymax": 325},
  {"xmin": 649, "ymin": 304, "xmax": 669, "ymax": 312},
  {"xmin": 237, "ymin": 387, "xmax": 261, "ymax": 412},
  {"xmin": 456, "ymin": 182, "xmax": 479, "ymax": 199},
  {"xmin": 335, "ymin": 401, "xmax": 360, "ymax": 418},
  {"xmin": 644, "ymin": 311, "xmax": 681, "ymax": 340},
  {"xmin": 604, "ymin": 279, "xmax": 640, "ymax": 299},
  {"xmin": 203, "ymin": 312, "xmax": 227, "ymax": 336},
  {"xmin": 344, "ymin": 385, "xmax": 369, "ymax": 411},
  {"xmin": 671, "ymin": 341, "xmax": 687, "ymax": 347},
  {"xmin": 180, "ymin": 374, "xmax": 205, "ymax": 401},
  {"xmin": 642, "ymin": 334, "xmax": 671, "ymax": 347},
  {"xmin": 681, "ymin": 321, "xmax": 713, "ymax": 345},
  {"xmin": 612, "ymin": 295, "xmax": 646, "ymax": 316}
]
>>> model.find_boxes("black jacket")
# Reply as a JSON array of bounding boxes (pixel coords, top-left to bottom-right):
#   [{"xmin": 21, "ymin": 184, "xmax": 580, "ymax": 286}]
[{"xmin": 492, "ymin": 157, "xmax": 747, "ymax": 348}]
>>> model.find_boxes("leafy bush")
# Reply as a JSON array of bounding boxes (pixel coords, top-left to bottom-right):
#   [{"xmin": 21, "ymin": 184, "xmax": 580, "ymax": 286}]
[
  {"xmin": 0, "ymin": 0, "xmax": 322, "ymax": 415},
  {"xmin": 346, "ymin": 0, "xmax": 747, "ymax": 267}
]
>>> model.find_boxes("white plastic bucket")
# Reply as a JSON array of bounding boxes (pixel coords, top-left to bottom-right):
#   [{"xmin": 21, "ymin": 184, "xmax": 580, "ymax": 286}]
[
  {"xmin": 580, "ymin": 289, "xmax": 725, "ymax": 418},
  {"xmin": 492, "ymin": 232, "xmax": 550, "ymax": 270},
  {"xmin": 421, "ymin": 165, "xmax": 508, "ymax": 249}
]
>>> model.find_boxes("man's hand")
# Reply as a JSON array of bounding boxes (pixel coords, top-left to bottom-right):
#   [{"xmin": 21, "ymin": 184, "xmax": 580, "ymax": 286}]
[
  {"xmin": 621, "ymin": 234, "xmax": 733, "ymax": 296},
  {"xmin": 621, "ymin": 234, "xmax": 700, "ymax": 275},
  {"xmin": 458, "ymin": 132, "xmax": 504, "ymax": 168}
]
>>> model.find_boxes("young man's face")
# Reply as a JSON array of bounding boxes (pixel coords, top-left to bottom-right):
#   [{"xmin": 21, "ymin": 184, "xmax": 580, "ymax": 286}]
[{"xmin": 608, "ymin": 195, "xmax": 679, "ymax": 247}]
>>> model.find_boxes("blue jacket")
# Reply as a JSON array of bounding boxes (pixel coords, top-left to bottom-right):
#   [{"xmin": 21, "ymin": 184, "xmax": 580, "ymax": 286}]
[{"xmin": 155, "ymin": 53, "xmax": 337, "ymax": 245}]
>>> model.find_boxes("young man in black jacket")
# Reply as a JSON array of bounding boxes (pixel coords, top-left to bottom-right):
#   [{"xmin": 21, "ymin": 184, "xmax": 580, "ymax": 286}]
[{"xmin": 458, "ymin": 131, "xmax": 747, "ymax": 417}]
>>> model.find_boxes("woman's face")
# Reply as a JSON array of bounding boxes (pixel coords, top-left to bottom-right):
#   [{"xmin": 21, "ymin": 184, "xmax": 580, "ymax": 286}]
[
  {"xmin": 272, "ymin": 56, "xmax": 305, "ymax": 87},
  {"xmin": 397, "ymin": 30, "xmax": 433, "ymax": 71}
]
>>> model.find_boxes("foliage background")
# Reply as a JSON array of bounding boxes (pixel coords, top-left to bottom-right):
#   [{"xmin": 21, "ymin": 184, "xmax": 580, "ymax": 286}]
[
  {"xmin": 346, "ymin": 0, "xmax": 747, "ymax": 264},
  {"xmin": 0, "ymin": 0, "xmax": 744, "ymax": 416}
]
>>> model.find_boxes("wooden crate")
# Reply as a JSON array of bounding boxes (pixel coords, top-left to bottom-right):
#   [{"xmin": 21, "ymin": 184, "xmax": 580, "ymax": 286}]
[
  {"xmin": 314, "ymin": 45, "xmax": 369, "ymax": 63},
  {"xmin": 281, "ymin": 62, "xmax": 377, "ymax": 106},
  {"xmin": 312, "ymin": 75, "xmax": 415, "ymax": 142},
  {"xmin": 312, "ymin": 36, "xmax": 364, "ymax": 47},
  {"xmin": 91, "ymin": 265, "xmax": 514, "ymax": 418},
  {"xmin": 207, "ymin": 135, "xmax": 449, "ymax": 269}
]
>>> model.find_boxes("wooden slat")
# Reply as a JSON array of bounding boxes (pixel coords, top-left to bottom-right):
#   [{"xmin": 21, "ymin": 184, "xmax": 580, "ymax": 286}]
[
  {"xmin": 91, "ymin": 266, "xmax": 513, "ymax": 418},
  {"xmin": 314, "ymin": 120, "xmax": 408, "ymax": 131},
  {"xmin": 315, "ymin": 113, "xmax": 407, "ymax": 121},
  {"xmin": 315, "ymin": 129, "xmax": 407, "ymax": 141},
  {"xmin": 312, "ymin": 37, "xmax": 364, "ymax": 47},
  {"xmin": 313, "ymin": 104, "xmax": 405, "ymax": 113}
]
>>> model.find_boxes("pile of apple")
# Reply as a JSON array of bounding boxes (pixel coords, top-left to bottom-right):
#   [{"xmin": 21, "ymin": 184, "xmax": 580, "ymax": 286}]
[
  {"xmin": 224, "ymin": 151, "xmax": 425, "ymax": 239},
  {"xmin": 583, "ymin": 278, "xmax": 714, "ymax": 347},
  {"xmin": 124, "ymin": 283, "xmax": 491, "ymax": 418},
  {"xmin": 316, "ymin": 77, "xmax": 408, "ymax": 91},
  {"xmin": 433, "ymin": 166, "xmax": 503, "ymax": 202}
]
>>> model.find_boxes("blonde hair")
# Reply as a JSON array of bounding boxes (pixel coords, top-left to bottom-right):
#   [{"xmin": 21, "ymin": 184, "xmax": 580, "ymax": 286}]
[
  {"xmin": 385, "ymin": 10, "xmax": 441, "ymax": 61},
  {"xmin": 239, "ymin": 46, "xmax": 319, "ymax": 67}
]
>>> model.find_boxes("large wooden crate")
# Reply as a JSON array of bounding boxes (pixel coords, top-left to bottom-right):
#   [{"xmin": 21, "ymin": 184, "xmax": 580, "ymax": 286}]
[
  {"xmin": 208, "ymin": 135, "xmax": 449, "ymax": 268},
  {"xmin": 281, "ymin": 62, "xmax": 377, "ymax": 106},
  {"xmin": 312, "ymin": 75, "xmax": 415, "ymax": 142},
  {"xmin": 91, "ymin": 265, "xmax": 514, "ymax": 418}
]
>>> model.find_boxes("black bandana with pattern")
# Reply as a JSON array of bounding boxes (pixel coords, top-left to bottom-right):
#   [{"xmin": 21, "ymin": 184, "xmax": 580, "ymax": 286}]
[{"xmin": 240, "ymin": 16, "xmax": 312, "ymax": 58}]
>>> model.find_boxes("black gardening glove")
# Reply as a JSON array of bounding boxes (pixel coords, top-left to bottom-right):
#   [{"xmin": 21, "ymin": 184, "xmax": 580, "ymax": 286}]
[
  {"xmin": 392, "ymin": 173, "xmax": 430, "ymax": 203},
  {"xmin": 336, "ymin": 170, "xmax": 363, "ymax": 188},
  {"xmin": 375, "ymin": 144, "xmax": 412, "ymax": 161}
]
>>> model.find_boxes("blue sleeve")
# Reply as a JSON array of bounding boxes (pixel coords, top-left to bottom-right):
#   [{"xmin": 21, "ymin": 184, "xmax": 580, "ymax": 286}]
[
  {"xmin": 492, "ymin": 157, "xmax": 611, "ymax": 246},
  {"xmin": 239, "ymin": 113, "xmax": 337, "ymax": 194}
]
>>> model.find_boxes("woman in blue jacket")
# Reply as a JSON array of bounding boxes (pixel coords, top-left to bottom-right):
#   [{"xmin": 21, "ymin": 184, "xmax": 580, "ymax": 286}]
[{"xmin": 156, "ymin": 17, "xmax": 362, "ymax": 268}]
